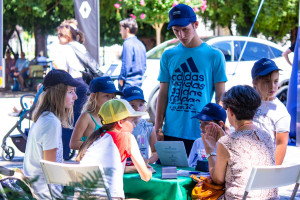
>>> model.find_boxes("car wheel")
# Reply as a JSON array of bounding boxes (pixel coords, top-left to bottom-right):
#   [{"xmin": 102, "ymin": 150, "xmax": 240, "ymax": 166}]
[
  {"xmin": 147, "ymin": 89, "xmax": 159, "ymax": 124},
  {"xmin": 276, "ymin": 85, "xmax": 289, "ymax": 106}
]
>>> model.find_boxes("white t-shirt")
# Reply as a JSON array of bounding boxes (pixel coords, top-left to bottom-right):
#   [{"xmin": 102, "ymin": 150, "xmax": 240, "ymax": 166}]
[
  {"xmin": 23, "ymin": 112, "xmax": 63, "ymax": 199},
  {"xmin": 52, "ymin": 41, "xmax": 85, "ymax": 78},
  {"xmin": 253, "ymin": 98, "xmax": 291, "ymax": 144},
  {"xmin": 188, "ymin": 138, "xmax": 217, "ymax": 167},
  {"xmin": 80, "ymin": 133, "xmax": 126, "ymax": 198}
]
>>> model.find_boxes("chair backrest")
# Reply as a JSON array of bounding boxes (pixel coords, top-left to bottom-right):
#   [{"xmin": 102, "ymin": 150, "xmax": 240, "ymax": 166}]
[
  {"xmin": 40, "ymin": 160, "xmax": 112, "ymax": 200},
  {"xmin": 243, "ymin": 164, "xmax": 300, "ymax": 200},
  {"xmin": 29, "ymin": 65, "xmax": 44, "ymax": 78}
]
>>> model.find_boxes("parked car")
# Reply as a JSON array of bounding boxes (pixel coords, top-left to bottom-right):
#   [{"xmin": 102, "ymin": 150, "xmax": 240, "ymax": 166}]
[{"xmin": 102, "ymin": 36, "xmax": 292, "ymax": 123}]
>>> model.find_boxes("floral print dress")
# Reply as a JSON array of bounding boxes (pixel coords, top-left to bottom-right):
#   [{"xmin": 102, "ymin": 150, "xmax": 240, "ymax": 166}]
[{"xmin": 218, "ymin": 129, "xmax": 279, "ymax": 200}]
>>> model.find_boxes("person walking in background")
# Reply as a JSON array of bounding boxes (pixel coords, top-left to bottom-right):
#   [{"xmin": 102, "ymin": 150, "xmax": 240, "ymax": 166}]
[
  {"xmin": 155, "ymin": 4, "xmax": 227, "ymax": 156},
  {"xmin": 123, "ymin": 86, "xmax": 158, "ymax": 164},
  {"xmin": 118, "ymin": 18, "xmax": 147, "ymax": 92},
  {"xmin": 9, "ymin": 52, "xmax": 29, "ymax": 91},
  {"xmin": 52, "ymin": 19, "xmax": 92, "ymax": 160},
  {"xmin": 202, "ymin": 85, "xmax": 278, "ymax": 200},
  {"xmin": 282, "ymin": 42, "xmax": 295, "ymax": 66},
  {"xmin": 23, "ymin": 70, "xmax": 81, "ymax": 199},
  {"xmin": 252, "ymin": 58, "xmax": 290, "ymax": 165},
  {"xmin": 70, "ymin": 76, "xmax": 123, "ymax": 150}
]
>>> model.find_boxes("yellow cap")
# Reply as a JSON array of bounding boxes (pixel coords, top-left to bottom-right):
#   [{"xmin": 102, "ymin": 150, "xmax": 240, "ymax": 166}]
[{"xmin": 98, "ymin": 99, "xmax": 147, "ymax": 124}]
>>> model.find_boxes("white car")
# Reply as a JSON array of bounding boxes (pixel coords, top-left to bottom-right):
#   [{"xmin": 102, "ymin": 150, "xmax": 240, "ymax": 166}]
[{"xmin": 103, "ymin": 36, "xmax": 292, "ymax": 122}]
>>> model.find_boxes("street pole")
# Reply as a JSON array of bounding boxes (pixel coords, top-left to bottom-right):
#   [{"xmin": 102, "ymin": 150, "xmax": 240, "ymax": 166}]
[
  {"xmin": 297, "ymin": 0, "xmax": 300, "ymax": 146},
  {"xmin": 0, "ymin": 0, "xmax": 4, "ymax": 88}
]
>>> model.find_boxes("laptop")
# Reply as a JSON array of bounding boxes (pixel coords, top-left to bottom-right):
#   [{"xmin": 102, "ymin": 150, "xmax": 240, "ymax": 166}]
[
  {"xmin": 103, "ymin": 64, "xmax": 119, "ymax": 76},
  {"xmin": 155, "ymin": 141, "xmax": 189, "ymax": 167}
]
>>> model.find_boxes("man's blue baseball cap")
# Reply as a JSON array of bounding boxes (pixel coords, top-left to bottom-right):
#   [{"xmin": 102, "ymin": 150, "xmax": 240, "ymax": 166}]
[
  {"xmin": 251, "ymin": 58, "xmax": 282, "ymax": 79},
  {"xmin": 167, "ymin": 4, "xmax": 197, "ymax": 30},
  {"xmin": 89, "ymin": 76, "xmax": 123, "ymax": 95},
  {"xmin": 192, "ymin": 103, "xmax": 227, "ymax": 123},
  {"xmin": 123, "ymin": 86, "xmax": 146, "ymax": 102}
]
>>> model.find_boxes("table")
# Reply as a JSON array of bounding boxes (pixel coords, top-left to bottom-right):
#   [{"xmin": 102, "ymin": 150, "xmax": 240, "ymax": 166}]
[{"xmin": 123, "ymin": 164, "xmax": 196, "ymax": 200}]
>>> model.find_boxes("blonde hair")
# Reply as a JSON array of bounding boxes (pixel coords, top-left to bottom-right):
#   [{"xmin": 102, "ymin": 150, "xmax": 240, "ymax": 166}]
[
  {"xmin": 82, "ymin": 93, "xmax": 99, "ymax": 113},
  {"xmin": 33, "ymin": 84, "xmax": 74, "ymax": 128}
]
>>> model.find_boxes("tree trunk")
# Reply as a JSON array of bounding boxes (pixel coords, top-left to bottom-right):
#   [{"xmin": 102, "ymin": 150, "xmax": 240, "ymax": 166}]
[
  {"xmin": 15, "ymin": 27, "xmax": 23, "ymax": 55},
  {"xmin": 152, "ymin": 23, "xmax": 164, "ymax": 45},
  {"xmin": 34, "ymin": 25, "xmax": 47, "ymax": 58},
  {"xmin": 3, "ymin": 28, "xmax": 15, "ymax": 58}
]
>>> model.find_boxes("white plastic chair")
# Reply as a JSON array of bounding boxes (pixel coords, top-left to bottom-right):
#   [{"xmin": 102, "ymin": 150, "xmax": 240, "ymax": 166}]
[
  {"xmin": 40, "ymin": 160, "xmax": 112, "ymax": 200},
  {"xmin": 242, "ymin": 164, "xmax": 300, "ymax": 200}
]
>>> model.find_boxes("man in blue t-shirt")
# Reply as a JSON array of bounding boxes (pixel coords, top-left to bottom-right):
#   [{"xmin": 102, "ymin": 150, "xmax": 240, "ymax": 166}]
[
  {"xmin": 118, "ymin": 18, "xmax": 147, "ymax": 92},
  {"xmin": 9, "ymin": 52, "xmax": 29, "ymax": 91},
  {"xmin": 155, "ymin": 4, "xmax": 227, "ymax": 156}
]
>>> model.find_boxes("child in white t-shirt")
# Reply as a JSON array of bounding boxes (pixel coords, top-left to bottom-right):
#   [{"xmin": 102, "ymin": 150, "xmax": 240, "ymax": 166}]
[
  {"xmin": 251, "ymin": 58, "xmax": 290, "ymax": 165},
  {"xmin": 123, "ymin": 86, "xmax": 158, "ymax": 164},
  {"xmin": 76, "ymin": 99, "xmax": 152, "ymax": 199},
  {"xmin": 23, "ymin": 70, "xmax": 81, "ymax": 199},
  {"xmin": 188, "ymin": 103, "xmax": 227, "ymax": 167}
]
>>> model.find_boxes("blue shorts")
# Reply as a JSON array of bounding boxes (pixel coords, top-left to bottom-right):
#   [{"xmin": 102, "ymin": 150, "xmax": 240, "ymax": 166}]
[{"xmin": 10, "ymin": 71, "xmax": 28, "ymax": 79}]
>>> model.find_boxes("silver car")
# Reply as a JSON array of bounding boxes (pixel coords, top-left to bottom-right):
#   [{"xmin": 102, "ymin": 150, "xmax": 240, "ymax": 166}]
[{"xmin": 142, "ymin": 36, "xmax": 292, "ymax": 122}]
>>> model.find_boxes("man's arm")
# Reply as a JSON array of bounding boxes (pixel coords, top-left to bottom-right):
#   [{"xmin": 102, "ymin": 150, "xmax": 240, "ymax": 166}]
[
  {"xmin": 214, "ymin": 82, "xmax": 225, "ymax": 105},
  {"xmin": 282, "ymin": 48, "xmax": 292, "ymax": 66},
  {"xmin": 119, "ymin": 42, "xmax": 133, "ymax": 84},
  {"xmin": 155, "ymin": 82, "xmax": 169, "ymax": 141}
]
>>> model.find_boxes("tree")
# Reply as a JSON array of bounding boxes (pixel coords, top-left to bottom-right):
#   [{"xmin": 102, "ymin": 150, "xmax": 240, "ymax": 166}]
[
  {"xmin": 201, "ymin": 0, "xmax": 298, "ymax": 41},
  {"xmin": 115, "ymin": 0, "xmax": 206, "ymax": 45},
  {"xmin": 3, "ymin": 0, "xmax": 74, "ymax": 58}
]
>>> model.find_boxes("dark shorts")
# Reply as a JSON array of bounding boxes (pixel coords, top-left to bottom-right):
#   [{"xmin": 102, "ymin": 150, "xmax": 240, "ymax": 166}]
[{"xmin": 9, "ymin": 71, "xmax": 28, "ymax": 79}]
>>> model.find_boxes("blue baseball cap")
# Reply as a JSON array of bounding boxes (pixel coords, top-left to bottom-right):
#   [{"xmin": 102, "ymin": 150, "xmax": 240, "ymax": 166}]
[
  {"xmin": 89, "ymin": 76, "xmax": 123, "ymax": 95},
  {"xmin": 43, "ymin": 69, "xmax": 82, "ymax": 90},
  {"xmin": 123, "ymin": 86, "xmax": 146, "ymax": 102},
  {"xmin": 251, "ymin": 58, "xmax": 282, "ymax": 79},
  {"xmin": 167, "ymin": 4, "xmax": 197, "ymax": 30},
  {"xmin": 192, "ymin": 103, "xmax": 227, "ymax": 123}
]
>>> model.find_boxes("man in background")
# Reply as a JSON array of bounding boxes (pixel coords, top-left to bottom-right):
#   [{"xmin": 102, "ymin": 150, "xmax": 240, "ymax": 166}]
[
  {"xmin": 9, "ymin": 52, "xmax": 29, "ymax": 91},
  {"xmin": 118, "ymin": 18, "xmax": 147, "ymax": 92}
]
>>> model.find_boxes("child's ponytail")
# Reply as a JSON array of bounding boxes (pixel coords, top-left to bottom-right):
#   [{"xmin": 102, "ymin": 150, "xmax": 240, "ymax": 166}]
[{"xmin": 75, "ymin": 123, "xmax": 116, "ymax": 162}]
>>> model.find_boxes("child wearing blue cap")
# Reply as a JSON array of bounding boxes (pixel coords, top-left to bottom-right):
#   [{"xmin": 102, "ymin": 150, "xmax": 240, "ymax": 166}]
[
  {"xmin": 123, "ymin": 86, "xmax": 159, "ymax": 164},
  {"xmin": 188, "ymin": 103, "xmax": 227, "ymax": 167},
  {"xmin": 252, "ymin": 58, "xmax": 290, "ymax": 165},
  {"xmin": 70, "ymin": 76, "xmax": 123, "ymax": 150}
]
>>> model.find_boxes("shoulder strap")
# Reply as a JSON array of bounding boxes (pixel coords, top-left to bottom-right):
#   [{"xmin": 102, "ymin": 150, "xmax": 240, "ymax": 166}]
[
  {"xmin": 68, "ymin": 43, "xmax": 88, "ymax": 66},
  {"xmin": 88, "ymin": 113, "xmax": 101, "ymax": 127}
]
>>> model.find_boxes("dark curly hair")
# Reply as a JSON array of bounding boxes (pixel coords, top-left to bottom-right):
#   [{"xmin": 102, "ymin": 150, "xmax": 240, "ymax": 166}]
[{"xmin": 222, "ymin": 85, "xmax": 261, "ymax": 120}]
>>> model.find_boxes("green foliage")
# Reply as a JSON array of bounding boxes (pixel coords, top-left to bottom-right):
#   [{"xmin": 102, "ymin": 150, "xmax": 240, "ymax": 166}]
[
  {"xmin": 201, "ymin": 0, "xmax": 298, "ymax": 41},
  {"xmin": 3, "ymin": 0, "xmax": 74, "ymax": 35}
]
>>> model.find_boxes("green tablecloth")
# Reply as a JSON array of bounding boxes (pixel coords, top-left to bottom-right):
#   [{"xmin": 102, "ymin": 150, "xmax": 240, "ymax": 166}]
[{"xmin": 123, "ymin": 165, "xmax": 196, "ymax": 200}]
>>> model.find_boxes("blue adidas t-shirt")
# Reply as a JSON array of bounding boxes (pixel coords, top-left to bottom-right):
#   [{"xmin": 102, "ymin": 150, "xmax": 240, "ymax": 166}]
[{"xmin": 158, "ymin": 42, "xmax": 227, "ymax": 140}]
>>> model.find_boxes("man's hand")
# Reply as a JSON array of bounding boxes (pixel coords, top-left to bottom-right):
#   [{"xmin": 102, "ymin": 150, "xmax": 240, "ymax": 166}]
[
  {"xmin": 156, "ymin": 129, "xmax": 164, "ymax": 141},
  {"xmin": 119, "ymin": 79, "xmax": 124, "ymax": 87}
]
